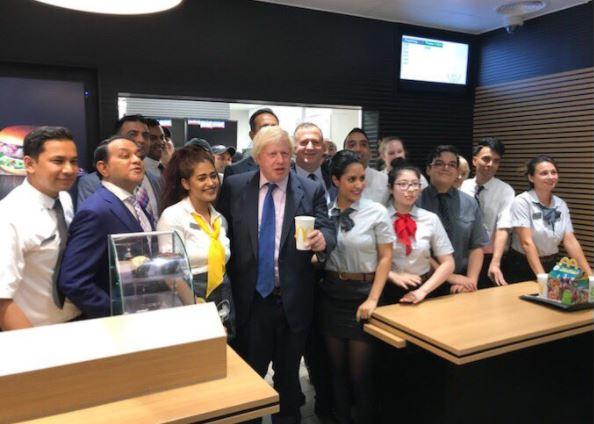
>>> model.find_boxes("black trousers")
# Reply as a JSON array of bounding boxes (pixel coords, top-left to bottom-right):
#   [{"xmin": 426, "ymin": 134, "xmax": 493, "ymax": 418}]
[
  {"xmin": 504, "ymin": 249, "xmax": 558, "ymax": 284},
  {"xmin": 236, "ymin": 292, "xmax": 308, "ymax": 424},
  {"xmin": 477, "ymin": 253, "xmax": 495, "ymax": 289}
]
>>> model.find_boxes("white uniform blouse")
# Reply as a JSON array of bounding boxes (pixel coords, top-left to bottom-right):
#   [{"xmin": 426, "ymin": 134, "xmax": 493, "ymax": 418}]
[
  {"xmin": 325, "ymin": 198, "xmax": 395, "ymax": 274},
  {"xmin": 510, "ymin": 190, "xmax": 573, "ymax": 257},
  {"xmin": 387, "ymin": 205, "xmax": 453, "ymax": 275},
  {"xmin": 157, "ymin": 197, "xmax": 231, "ymax": 275}
]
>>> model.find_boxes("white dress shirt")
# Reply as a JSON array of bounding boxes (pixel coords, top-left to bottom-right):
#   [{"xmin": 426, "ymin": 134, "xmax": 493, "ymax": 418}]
[
  {"xmin": 144, "ymin": 157, "xmax": 163, "ymax": 177},
  {"xmin": 325, "ymin": 198, "xmax": 395, "ymax": 273},
  {"xmin": 363, "ymin": 167, "xmax": 390, "ymax": 205},
  {"xmin": 0, "ymin": 179, "xmax": 80, "ymax": 326},
  {"xmin": 258, "ymin": 173, "xmax": 289, "ymax": 284},
  {"xmin": 461, "ymin": 177, "xmax": 515, "ymax": 253},
  {"xmin": 510, "ymin": 190, "xmax": 573, "ymax": 257},
  {"xmin": 387, "ymin": 205, "xmax": 453, "ymax": 275},
  {"xmin": 157, "ymin": 197, "xmax": 230, "ymax": 274}
]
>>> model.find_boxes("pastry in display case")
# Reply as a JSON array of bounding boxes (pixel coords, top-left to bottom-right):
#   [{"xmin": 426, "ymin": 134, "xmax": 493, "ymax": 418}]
[{"xmin": 108, "ymin": 231, "xmax": 195, "ymax": 315}]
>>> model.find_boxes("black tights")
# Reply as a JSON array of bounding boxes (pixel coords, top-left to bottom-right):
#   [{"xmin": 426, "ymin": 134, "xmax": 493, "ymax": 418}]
[{"xmin": 325, "ymin": 335, "xmax": 376, "ymax": 424}]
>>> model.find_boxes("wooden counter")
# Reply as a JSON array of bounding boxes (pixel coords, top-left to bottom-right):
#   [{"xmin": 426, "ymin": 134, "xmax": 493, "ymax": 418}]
[
  {"xmin": 366, "ymin": 281, "xmax": 594, "ymax": 364},
  {"xmin": 22, "ymin": 347, "xmax": 279, "ymax": 423}
]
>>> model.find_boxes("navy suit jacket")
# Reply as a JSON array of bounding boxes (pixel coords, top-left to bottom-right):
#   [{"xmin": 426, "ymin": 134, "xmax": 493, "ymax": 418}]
[
  {"xmin": 216, "ymin": 171, "xmax": 336, "ymax": 333},
  {"xmin": 223, "ymin": 156, "xmax": 258, "ymax": 178},
  {"xmin": 58, "ymin": 186, "xmax": 154, "ymax": 318}
]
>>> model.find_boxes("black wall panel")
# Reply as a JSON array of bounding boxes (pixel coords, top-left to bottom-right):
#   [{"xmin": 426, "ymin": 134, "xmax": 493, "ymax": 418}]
[
  {"xmin": 478, "ymin": 2, "xmax": 594, "ymax": 86},
  {"xmin": 0, "ymin": 0, "xmax": 476, "ymax": 168}
]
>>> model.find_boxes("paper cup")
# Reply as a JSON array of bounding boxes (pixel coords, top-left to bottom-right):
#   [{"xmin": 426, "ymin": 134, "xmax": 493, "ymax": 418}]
[
  {"xmin": 536, "ymin": 273, "xmax": 548, "ymax": 297},
  {"xmin": 295, "ymin": 216, "xmax": 315, "ymax": 250}
]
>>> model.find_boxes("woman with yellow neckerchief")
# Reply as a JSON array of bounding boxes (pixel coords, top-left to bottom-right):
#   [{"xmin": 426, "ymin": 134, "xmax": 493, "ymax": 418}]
[{"xmin": 157, "ymin": 145, "xmax": 235, "ymax": 340}]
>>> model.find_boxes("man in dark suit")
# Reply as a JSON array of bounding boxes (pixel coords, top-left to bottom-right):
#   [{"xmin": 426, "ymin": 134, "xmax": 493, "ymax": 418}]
[
  {"xmin": 59, "ymin": 136, "xmax": 154, "ymax": 318},
  {"xmin": 223, "ymin": 108, "xmax": 279, "ymax": 178},
  {"xmin": 77, "ymin": 115, "xmax": 162, "ymax": 219},
  {"xmin": 217, "ymin": 126, "xmax": 336, "ymax": 424}
]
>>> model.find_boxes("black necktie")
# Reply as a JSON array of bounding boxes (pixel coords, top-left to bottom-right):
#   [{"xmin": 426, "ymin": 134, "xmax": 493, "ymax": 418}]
[
  {"xmin": 51, "ymin": 199, "xmax": 67, "ymax": 308},
  {"xmin": 533, "ymin": 202, "xmax": 561, "ymax": 231},
  {"xmin": 158, "ymin": 162, "xmax": 165, "ymax": 172},
  {"xmin": 437, "ymin": 193, "xmax": 452, "ymax": 237},
  {"xmin": 475, "ymin": 185, "xmax": 485, "ymax": 206},
  {"xmin": 308, "ymin": 173, "xmax": 317, "ymax": 182},
  {"xmin": 330, "ymin": 207, "xmax": 355, "ymax": 232}
]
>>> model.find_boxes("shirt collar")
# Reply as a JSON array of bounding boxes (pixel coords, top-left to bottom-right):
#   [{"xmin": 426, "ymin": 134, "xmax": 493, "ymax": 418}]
[
  {"xmin": 426, "ymin": 184, "xmax": 456, "ymax": 198},
  {"xmin": 330, "ymin": 199, "xmax": 360, "ymax": 212},
  {"xmin": 101, "ymin": 180, "xmax": 135, "ymax": 201},
  {"xmin": 386, "ymin": 203, "xmax": 418, "ymax": 219},
  {"xmin": 23, "ymin": 178, "xmax": 58, "ymax": 210},
  {"xmin": 181, "ymin": 196, "xmax": 220, "ymax": 224},
  {"xmin": 259, "ymin": 172, "xmax": 289, "ymax": 193},
  {"xmin": 528, "ymin": 189, "xmax": 558, "ymax": 208},
  {"xmin": 295, "ymin": 164, "xmax": 323, "ymax": 181}
]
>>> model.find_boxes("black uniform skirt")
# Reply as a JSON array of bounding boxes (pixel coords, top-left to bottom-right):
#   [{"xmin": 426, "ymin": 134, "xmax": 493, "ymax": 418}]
[
  {"xmin": 318, "ymin": 275, "xmax": 373, "ymax": 341},
  {"xmin": 193, "ymin": 272, "xmax": 236, "ymax": 341},
  {"xmin": 504, "ymin": 249, "xmax": 558, "ymax": 284}
]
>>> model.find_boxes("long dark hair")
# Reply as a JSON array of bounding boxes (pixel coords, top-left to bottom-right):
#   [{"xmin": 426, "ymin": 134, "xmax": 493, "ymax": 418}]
[{"xmin": 160, "ymin": 145, "xmax": 216, "ymax": 214}]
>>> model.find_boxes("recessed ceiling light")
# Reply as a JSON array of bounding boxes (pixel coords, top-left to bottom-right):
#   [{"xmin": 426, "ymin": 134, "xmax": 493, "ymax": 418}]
[
  {"xmin": 33, "ymin": 0, "xmax": 183, "ymax": 15},
  {"xmin": 496, "ymin": 1, "xmax": 547, "ymax": 17}
]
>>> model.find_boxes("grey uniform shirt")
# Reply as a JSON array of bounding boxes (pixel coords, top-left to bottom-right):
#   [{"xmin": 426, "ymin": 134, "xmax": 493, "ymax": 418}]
[
  {"xmin": 510, "ymin": 190, "xmax": 573, "ymax": 257},
  {"xmin": 387, "ymin": 205, "xmax": 453, "ymax": 275},
  {"xmin": 417, "ymin": 185, "xmax": 489, "ymax": 274},
  {"xmin": 325, "ymin": 199, "xmax": 395, "ymax": 274}
]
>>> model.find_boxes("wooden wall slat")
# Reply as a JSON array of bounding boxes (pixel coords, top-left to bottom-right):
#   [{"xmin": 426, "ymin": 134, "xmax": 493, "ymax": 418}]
[{"xmin": 473, "ymin": 66, "xmax": 594, "ymax": 268}]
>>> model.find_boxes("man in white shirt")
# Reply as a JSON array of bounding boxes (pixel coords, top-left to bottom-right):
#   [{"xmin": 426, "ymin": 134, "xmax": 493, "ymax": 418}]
[
  {"xmin": 294, "ymin": 122, "xmax": 336, "ymax": 204},
  {"xmin": 144, "ymin": 118, "xmax": 172, "ymax": 177},
  {"xmin": 59, "ymin": 136, "xmax": 153, "ymax": 318},
  {"xmin": 461, "ymin": 138, "xmax": 515, "ymax": 288},
  {"xmin": 343, "ymin": 128, "xmax": 390, "ymax": 205},
  {"xmin": 0, "ymin": 126, "xmax": 80, "ymax": 330}
]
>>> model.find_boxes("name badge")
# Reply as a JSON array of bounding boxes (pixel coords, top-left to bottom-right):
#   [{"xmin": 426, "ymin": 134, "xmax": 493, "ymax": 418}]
[
  {"xmin": 532, "ymin": 212, "xmax": 542, "ymax": 219},
  {"xmin": 189, "ymin": 222, "xmax": 201, "ymax": 230}
]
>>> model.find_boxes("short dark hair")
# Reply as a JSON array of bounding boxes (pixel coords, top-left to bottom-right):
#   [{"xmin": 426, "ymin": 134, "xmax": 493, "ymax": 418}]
[
  {"xmin": 472, "ymin": 137, "xmax": 505, "ymax": 157},
  {"xmin": 343, "ymin": 128, "xmax": 369, "ymax": 148},
  {"xmin": 162, "ymin": 126, "xmax": 172, "ymax": 138},
  {"xmin": 93, "ymin": 135, "xmax": 136, "ymax": 178},
  {"xmin": 526, "ymin": 155, "xmax": 558, "ymax": 189},
  {"xmin": 249, "ymin": 108, "xmax": 278, "ymax": 132},
  {"xmin": 114, "ymin": 114, "xmax": 148, "ymax": 134},
  {"xmin": 330, "ymin": 149, "xmax": 362, "ymax": 180},
  {"xmin": 23, "ymin": 126, "xmax": 74, "ymax": 159},
  {"xmin": 145, "ymin": 118, "xmax": 160, "ymax": 128},
  {"xmin": 426, "ymin": 145, "xmax": 460, "ymax": 167},
  {"xmin": 388, "ymin": 159, "xmax": 421, "ymax": 188}
]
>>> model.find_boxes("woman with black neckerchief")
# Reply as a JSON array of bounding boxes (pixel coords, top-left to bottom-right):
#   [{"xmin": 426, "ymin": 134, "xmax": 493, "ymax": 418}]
[
  {"xmin": 319, "ymin": 150, "xmax": 394, "ymax": 424},
  {"xmin": 507, "ymin": 155, "xmax": 592, "ymax": 282}
]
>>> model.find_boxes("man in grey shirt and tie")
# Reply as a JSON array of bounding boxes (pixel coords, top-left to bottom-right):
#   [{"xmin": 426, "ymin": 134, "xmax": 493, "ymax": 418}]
[{"xmin": 417, "ymin": 145, "xmax": 489, "ymax": 294}]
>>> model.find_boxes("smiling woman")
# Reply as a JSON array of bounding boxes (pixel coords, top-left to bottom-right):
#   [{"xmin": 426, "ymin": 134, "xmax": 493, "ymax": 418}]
[
  {"xmin": 157, "ymin": 145, "xmax": 235, "ymax": 340},
  {"xmin": 506, "ymin": 155, "xmax": 593, "ymax": 283}
]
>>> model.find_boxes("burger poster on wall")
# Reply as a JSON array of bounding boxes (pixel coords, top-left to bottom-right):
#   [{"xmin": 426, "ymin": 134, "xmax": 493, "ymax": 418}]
[{"xmin": 0, "ymin": 125, "xmax": 36, "ymax": 176}]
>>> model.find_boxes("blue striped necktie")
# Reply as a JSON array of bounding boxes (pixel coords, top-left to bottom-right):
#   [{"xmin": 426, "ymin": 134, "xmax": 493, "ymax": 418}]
[{"xmin": 256, "ymin": 183, "xmax": 277, "ymax": 297}]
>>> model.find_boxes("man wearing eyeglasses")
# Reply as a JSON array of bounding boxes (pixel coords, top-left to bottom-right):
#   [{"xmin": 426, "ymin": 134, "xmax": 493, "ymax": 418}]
[
  {"xmin": 418, "ymin": 145, "xmax": 489, "ymax": 294},
  {"xmin": 460, "ymin": 138, "xmax": 515, "ymax": 288}
]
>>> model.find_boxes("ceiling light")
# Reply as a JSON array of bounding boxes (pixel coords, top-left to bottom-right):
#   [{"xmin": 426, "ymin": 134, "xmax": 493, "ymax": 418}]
[
  {"xmin": 33, "ymin": 0, "xmax": 183, "ymax": 15},
  {"xmin": 496, "ymin": 1, "xmax": 547, "ymax": 16},
  {"xmin": 496, "ymin": 1, "xmax": 547, "ymax": 33}
]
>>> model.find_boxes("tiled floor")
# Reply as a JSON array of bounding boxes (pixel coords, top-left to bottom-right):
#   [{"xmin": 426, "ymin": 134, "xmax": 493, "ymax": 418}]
[{"xmin": 261, "ymin": 358, "xmax": 328, "ymax": 424}]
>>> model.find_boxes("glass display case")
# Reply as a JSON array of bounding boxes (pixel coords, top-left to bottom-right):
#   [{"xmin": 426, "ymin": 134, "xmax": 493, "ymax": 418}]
[{"xmin": 108, "ymin": 231, "xmax": 194, "ymax": 315}]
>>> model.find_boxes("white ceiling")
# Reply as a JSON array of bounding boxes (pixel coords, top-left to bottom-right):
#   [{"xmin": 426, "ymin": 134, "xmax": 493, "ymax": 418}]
[{"xmin": 254, "ymin": 0, "xmax": 590, "ymax": 34}]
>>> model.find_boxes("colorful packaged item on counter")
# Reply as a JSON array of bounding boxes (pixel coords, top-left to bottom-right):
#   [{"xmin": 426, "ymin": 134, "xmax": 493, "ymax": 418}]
[{"xmin": 547, "ymin": 257, "xmax": 590, "ymax": 305}]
